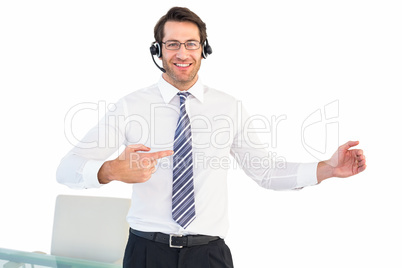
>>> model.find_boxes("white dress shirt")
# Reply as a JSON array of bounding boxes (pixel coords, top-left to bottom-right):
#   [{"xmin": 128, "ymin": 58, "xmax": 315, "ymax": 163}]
[{"xmin": 57, "ymin": 77, "xmax": 318, "ymax": 238}]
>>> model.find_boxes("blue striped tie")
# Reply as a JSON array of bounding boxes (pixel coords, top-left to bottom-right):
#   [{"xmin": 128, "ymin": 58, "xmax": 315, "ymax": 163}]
[{"xmin": 172, "ymin": 92, "xmax": 196, "ymax": 229}]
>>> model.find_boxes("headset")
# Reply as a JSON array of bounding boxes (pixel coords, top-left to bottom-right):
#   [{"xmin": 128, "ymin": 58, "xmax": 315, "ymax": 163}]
[{"xmin": 150, "ymin": 39, "xmax": 213, "ymax": 73}]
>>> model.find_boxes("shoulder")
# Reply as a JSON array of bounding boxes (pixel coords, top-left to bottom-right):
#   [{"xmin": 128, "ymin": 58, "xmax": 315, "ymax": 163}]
[
  {"xmin": 110, "ymin": 83, "xmax": 162, "ymax": 115},
  {"xmin": 203, "ymin": 85, "xmax": 239, "ymax": 104},
  {"xmin": 200, "ymin": 85, "xmax": 242, "ymax": 119},
  {"xmin": 121, "ymin": 83, "xmax": 161, "ymax": 102}
]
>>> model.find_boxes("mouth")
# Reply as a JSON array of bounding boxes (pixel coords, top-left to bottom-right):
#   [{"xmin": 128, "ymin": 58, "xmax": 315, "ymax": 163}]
[{"xmin": 174, "ymin": 63, "xmax": 192, "ymax": 68}]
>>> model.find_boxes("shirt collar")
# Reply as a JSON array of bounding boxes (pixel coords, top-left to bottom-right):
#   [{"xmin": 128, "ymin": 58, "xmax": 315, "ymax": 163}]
[{"xmin": 158, "ymin": 76, "xmax": 204, "ymax": 104}]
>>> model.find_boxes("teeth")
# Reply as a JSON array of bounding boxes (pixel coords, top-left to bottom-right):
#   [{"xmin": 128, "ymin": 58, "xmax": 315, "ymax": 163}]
[{"xmin": 175, "ymin": 63, "xmax": 191, "ymax": 67}]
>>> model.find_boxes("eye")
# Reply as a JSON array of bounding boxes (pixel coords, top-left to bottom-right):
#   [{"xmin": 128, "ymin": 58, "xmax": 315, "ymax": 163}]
[
  {"xmin": 166, "ymin": 42, "xmax": 180, "ymax": 49},
  {"xmin": 186, "ymin": 41, "xmax": 199, "ymax": 49}
]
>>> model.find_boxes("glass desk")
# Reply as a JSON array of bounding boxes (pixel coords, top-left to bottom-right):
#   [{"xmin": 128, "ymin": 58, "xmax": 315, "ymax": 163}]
[{"xmin": 0, "ymin": 248, "xmax": 121, "ymax": 268}]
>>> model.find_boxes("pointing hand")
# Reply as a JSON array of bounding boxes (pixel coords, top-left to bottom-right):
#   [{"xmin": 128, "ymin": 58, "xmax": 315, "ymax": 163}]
[{"xmin": 98, "ymin": 144, "xmax": 174, "ymax": 184}]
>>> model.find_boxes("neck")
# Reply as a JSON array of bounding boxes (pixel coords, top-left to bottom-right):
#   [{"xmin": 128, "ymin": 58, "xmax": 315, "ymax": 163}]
[{"xmin": 162, "ymin": 74, "xmax": 198, "ymax": 91}]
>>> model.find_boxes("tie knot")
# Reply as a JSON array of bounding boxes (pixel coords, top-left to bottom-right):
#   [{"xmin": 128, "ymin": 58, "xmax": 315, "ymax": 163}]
[{"xmin": 177, "ymin": 92, "xmax": 191, "ymax": 99}]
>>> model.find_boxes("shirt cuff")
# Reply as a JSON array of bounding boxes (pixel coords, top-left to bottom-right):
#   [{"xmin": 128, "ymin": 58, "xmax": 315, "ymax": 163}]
[
  {"xmin": 82, "ymin": 160, "xmax": 104, "ymax": 188},
  {"xmin": 296, "ymin": 162, "xmax": 319, "ymax": 188}
]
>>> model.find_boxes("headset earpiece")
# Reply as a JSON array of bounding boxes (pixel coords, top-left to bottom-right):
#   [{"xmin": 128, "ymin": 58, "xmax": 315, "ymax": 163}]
[
  {"xmin": 150, "ymin": 42, "xmax": 162, "ymax": 58},
  {"xmin": 202, "ymin": 39, "xmax": 213, "ymax": 59},
  {"xmin": 150, "ymin": 42, "xmax": 165, "ymax": 73}
]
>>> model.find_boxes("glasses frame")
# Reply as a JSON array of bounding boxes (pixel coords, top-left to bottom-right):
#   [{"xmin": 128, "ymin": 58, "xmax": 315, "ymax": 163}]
[{"xmin": 162, "ymin": 40, "xmax": 201, "ymax": 51}]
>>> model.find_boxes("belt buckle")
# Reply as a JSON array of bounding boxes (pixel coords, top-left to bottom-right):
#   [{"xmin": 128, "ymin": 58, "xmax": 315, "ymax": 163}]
[{"xmin": 169, "ymin": 234, "xmax": 183, "ymax": 248}]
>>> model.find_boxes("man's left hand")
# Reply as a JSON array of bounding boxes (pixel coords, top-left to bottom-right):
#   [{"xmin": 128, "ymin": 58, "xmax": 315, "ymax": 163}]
[{"xmin": 317, "ymin": 141, "xmax": 367, "ymax": 183}]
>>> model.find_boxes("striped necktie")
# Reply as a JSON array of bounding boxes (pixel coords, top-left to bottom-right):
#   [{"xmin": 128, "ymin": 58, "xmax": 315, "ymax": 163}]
[{"xmin": 172, "ymin": 92, "xmax": 196, "ymax": 229}]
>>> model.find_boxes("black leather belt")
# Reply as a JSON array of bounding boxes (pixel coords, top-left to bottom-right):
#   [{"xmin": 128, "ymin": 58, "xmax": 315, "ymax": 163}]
[{"xmin": 130, "ymin": 228, "xmax": 221, "ymax": 248}]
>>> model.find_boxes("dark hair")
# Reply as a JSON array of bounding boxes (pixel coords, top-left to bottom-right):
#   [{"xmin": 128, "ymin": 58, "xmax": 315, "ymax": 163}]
[{"xmin": 154, "ymin": 7, "xmax": 207, "ymax": 44}]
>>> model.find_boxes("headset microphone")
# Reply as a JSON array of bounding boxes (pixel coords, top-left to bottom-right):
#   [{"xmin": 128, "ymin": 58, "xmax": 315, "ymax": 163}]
[{"xmin": 151, "ymin": 52, "xmax": 166, "ymax": 73}]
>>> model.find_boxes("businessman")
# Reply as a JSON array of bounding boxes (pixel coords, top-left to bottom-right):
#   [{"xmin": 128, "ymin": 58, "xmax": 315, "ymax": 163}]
[{"xmin": 57, "ymin": 7, "xmax": 366, "ymax": 268}]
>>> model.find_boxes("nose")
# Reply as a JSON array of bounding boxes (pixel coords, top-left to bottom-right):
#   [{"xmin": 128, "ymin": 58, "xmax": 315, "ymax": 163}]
[{"xmin": 175, "ymin": 44, "xmax": 189, "ymax": 60}]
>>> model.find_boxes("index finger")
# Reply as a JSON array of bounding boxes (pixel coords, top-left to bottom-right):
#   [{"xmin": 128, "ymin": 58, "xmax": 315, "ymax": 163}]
[{"xmin": 144, "ymin": 150, "xmax": 174, "ymax": 160}]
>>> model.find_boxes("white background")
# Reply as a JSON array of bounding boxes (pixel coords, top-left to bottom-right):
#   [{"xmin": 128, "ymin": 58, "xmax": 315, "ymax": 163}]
[{"xmin": 0, "ymin": 0, "xmax": 401, "ymax": 267}]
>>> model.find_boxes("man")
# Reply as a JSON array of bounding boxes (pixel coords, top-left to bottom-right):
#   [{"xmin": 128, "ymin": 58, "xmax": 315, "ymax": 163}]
[{"xmin": 57, "ymin": 7, "xmax": 366, "ymax": 268}]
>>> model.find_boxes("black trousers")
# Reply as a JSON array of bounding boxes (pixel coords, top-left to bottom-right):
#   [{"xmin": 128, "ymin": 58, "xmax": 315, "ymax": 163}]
[{"xmin": 123, "ymin": 231, "xmax": 234, "ymax": 268}]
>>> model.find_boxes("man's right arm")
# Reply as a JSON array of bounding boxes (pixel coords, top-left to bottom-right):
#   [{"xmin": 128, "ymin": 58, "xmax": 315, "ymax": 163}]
[
  {"xmin": 56, "ymin": 153, "xmax": 105, "ymax": 189},
  {"xmin": 57, "ymin": 144, "xmax": 173, "ymax": 188},
  {"xmin": 56, "ymin": 98, "xmax": 174, "ymax": 188},
  {"xmin": 56, "ymin": 98, "xmax": 127, "ymax": 189}
]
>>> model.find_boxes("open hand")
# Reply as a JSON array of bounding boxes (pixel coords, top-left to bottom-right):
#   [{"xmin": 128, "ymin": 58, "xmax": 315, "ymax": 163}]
[{"xmin": 317, "ymin": 141, "xmax": 366, "ymax": 183}]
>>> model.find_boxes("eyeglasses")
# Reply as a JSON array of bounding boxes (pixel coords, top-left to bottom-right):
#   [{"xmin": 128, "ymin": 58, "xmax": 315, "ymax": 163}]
[{"xmin": 162, "ymin": 40, "xmax": 201, "ymax": 50}]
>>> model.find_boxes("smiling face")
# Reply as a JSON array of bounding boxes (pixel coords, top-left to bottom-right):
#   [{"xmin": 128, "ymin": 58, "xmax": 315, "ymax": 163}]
[{"xmin": 161, "ymin": 21, "xmax": 203, "ymax": 91}]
